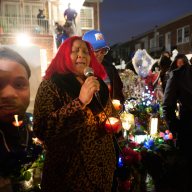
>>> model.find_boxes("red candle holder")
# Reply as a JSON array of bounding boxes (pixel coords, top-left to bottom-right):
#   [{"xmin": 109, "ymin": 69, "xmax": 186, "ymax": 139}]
[{"xmin": 105, "ymin": 117, "xmax": 121, "ymax": 133}]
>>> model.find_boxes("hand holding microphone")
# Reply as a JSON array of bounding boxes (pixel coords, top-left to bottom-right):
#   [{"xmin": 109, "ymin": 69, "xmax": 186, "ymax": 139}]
[{"xmin": 79, "ymin": 67, "xmax": 100, "ymax": 106}]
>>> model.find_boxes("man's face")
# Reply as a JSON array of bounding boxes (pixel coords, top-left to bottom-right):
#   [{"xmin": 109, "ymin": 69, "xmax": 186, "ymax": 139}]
[
  {"xmin": 94, "ymin": 48, "xmax": 109, "ymax": 63},
  {"xmin": 176, "ymin": 58, "xmax": 185, "ymax": 68},
  {"xmin": 0, "ymin": 59, "xmax": 30, "ymax": 122}
]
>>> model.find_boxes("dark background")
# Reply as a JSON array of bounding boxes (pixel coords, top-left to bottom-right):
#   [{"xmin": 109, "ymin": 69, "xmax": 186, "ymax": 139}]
[{"xmin": 100, "ymin": 0, "xmax": 192, "ymax": 45}]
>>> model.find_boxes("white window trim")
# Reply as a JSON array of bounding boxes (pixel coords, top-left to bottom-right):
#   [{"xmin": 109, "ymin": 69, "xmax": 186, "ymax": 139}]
[
  {"xmin": 80, "ymin": 6, "xmax": 94, "ymax": 30},
  {"xmin": 2, "ymin": 1, "xmax": 20, "ymax": 17},
  {"xmin": 177, "ymin": 25, "xmax": 190, "ymax": 45},
  {"xmin": 2, "ymin": 1, "xmax": 43, "ymax": 18}
]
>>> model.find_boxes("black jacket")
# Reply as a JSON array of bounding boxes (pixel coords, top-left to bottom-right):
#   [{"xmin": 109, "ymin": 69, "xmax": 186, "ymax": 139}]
[
  {"xmin": 163, "ymin": 63, "xmax": 192, "ymax": 138},
  {"xmin": 102, "ymin": 58, "xmax": 124, "ymax": 103},
  {"xmin": 0, "ymin": 114, "xmax": 42, "ymax": 185}
]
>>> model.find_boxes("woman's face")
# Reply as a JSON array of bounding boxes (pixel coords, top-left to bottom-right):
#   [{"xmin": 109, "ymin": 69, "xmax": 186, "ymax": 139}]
[
  {"xmin": 176, "ymin": 58, "xmax": 185, "ymax": 68},
  {"xmin": 0, "ymin": 59, "xmax": 30, "ymax": 122},
  {"xmin": 71, "ymin": 40, "xmax": 91, "ymax": 76}
]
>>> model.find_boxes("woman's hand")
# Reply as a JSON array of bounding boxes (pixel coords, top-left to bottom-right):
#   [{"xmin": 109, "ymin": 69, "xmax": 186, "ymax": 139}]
[{"xmin": 79, "ymin": 76, "xmax": 100, "ymax": 106}]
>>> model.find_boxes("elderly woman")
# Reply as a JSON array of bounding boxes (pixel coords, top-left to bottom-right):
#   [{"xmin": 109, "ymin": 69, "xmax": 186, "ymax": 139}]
[{"xmin": 33, "ymin": 36, "xmax": 118, "ymax": 192}]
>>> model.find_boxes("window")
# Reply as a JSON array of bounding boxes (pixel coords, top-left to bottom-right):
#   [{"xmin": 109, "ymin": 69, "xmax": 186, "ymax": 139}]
[
  {"xmin": 2, "ymin": 1, "xmax": 43, "ymax": 18},
  {"xmin": 177, "ymin": 26, "xmax": 190, "ymax": 44},
  {"xmin": 1, "ymin": 1, "xmax": 44, "ymax": 33},
  {"xmin": 158, "ymin": 35, "xmax": 164, "ymax": 48},
  {"xmin": 184, "ymin": 26, "xmax": 190, "ymax": 42},
  {"xmin": 135, "ymin": 43, "xmax": 141, "ymax": 50},
  {"xmin": 3, "ymin": 2, "xmax": 20, "ymax": 17},
  {"xmin": 150, "ymin": 38, "xmax": 155, "ymax": 49},
  {"xmin": 80, "ymin": 6, "xmax": 94, "ymax": 30}
]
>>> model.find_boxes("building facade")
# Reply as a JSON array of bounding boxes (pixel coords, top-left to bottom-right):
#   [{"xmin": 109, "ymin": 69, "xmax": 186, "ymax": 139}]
[
  {"xmin": 0, "ymin": 0, "xmax": 103, "ymax": 62},
  {"xmin": 0, "ymin": 0, "xmax": 103, "ymax": 112},
  {"xmin": 112, "ymin": 13, "xmax": 192, "ymax": 62}
]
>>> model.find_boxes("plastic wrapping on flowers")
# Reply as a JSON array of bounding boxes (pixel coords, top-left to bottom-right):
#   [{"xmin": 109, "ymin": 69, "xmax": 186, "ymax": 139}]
[
  {"xmin": 115, "ymin": 85, "xmax": 175, "ymax": 191},
  {"xmin": 117, "ymin": 130, "xmax": 176, "ymax": 192}
]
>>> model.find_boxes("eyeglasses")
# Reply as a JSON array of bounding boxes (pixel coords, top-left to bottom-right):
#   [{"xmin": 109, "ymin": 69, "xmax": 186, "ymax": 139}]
[{"xmin": 95, "ymin": 48, "xmax": 110, "ymax": 55}]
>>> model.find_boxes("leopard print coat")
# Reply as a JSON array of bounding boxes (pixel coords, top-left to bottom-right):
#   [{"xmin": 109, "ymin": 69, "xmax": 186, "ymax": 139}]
[{"xmin": 33, "ymin": 73, "xmax": 116, "ymax": 192}]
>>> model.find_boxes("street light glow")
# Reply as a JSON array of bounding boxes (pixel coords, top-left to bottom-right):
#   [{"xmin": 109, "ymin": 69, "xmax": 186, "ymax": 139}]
[{"xmin": 16, "ymin": 33, "xmax": 31, "ymax": 46}]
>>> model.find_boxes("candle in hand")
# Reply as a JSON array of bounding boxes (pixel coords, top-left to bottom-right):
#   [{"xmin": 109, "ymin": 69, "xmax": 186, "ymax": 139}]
[
  {"xmin": 14, "ymin": 115, "xmax": 19, "ymax": 126},
  {"xmin": 112, "ymin": 99, "xmax": 121, "ymax": 111},
  {"xmin": 13, "ymin": 115, "xmax": 23, "ymax": 127},
  {"xmin": 105, "ymin": 117, "xmax": 121, "ymax": 133}
]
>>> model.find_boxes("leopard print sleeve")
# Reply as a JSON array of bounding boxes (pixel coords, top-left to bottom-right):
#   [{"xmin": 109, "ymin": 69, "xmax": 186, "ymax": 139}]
[{"xmin": 33, "ymin": 79, "xmax": 85, "ymax": 142}]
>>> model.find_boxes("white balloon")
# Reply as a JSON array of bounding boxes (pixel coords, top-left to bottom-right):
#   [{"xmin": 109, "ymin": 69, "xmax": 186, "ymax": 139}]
[{"xmin": 132, "ymin": 49, "xmax": 156, "ymax": 78}]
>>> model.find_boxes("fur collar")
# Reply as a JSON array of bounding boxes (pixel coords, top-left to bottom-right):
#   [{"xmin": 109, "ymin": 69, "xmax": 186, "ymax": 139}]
[{"xmin": 51, "ymin": 73, "xmax": 109, "ymax": 115}]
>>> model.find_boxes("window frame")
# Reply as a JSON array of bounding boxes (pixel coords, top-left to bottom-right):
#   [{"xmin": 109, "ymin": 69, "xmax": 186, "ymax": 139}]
[
  {"xmin": 177, "ymin": 25, "xmax": 190, "ymax": 44},
  {"xmin": 80, "ymin": 6, "xmax": 94, "ymax": 30}
]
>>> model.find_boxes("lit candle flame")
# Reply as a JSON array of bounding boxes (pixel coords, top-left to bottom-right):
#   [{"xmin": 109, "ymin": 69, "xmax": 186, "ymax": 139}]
[
  {"xmin": 105, "ymin": 117, "xmax": 121, "ymax": 133},
  {"xmin": 12, "ymin": 115, "xmax": 23, "ymax": 127},
  {"xmin": 112, "ymin": 99, "xmax": 121, "ymax": 111},
  {"xmin": 14, "ymin": 115, "xmax": 19, "ymax": 126},
  {"xmin": 32, "ymin": 137, "xmax": 43, "ymax": 145}
]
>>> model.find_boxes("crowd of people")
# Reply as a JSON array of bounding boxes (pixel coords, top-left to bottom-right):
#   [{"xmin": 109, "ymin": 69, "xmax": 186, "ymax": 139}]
[{"xmin": 1, "ymin": 16, "xmax": 192, "ymax": 191}]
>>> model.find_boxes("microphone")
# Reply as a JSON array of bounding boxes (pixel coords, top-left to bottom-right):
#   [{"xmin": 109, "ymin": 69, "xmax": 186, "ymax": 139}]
[
  {"xmin": 84, "ymin": 66, "xmax": 94, "ymax": 77},
  {"xmin": 84, "ymin": 67, "xmax": 101, "ymax": 102}
]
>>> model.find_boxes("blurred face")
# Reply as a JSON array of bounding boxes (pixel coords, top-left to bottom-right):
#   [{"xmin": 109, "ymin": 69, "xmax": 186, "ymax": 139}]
[
  {"xmin": 163, "ymin": 52, "xmax": 170, "ymax": 58},
  {"xmin": 94, "ymin": 48, "xmax": 109, "ymax": 63},
  {"xmin": 71, "ymin": 40, "xmax": 91, "ymax": 76},
  {"xmin": 176, "ymin": 59, "xmax": 185, "ymax": 68},
  {"xmin": 0, "ymin": 59, "xmax": 30, "ymax": 122}
]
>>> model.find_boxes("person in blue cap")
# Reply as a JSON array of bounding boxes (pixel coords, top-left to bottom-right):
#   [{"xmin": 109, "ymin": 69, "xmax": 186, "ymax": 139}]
[
  {"xmin": 83, "ymin": 30, "xmax": 124, "ymax": 192},
  {"xmin": 82, "ymin": 30, "xmax": 124, "ymax": 103}
]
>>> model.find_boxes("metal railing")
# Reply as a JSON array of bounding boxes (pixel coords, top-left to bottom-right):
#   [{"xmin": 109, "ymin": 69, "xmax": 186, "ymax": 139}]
[{"xmin": 0, "ymin": 16, "xmax": 51, "ymax": 35}]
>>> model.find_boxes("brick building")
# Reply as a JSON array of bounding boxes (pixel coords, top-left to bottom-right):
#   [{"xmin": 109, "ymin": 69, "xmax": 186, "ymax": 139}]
[
  {"xmin": 112, "ymin": 13, "xmax": 192, "ymax": 62},
  {"xmin": 0, "ymin": 0, "xmax": 103, "ymax": 62},
  {"xmin": 0, "ymin": 0, "xmax": 103, "ymax": 112}
]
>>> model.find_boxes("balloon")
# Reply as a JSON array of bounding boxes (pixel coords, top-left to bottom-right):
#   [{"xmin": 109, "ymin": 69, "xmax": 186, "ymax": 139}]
[{"xmin": 132, "ymin": 49, "xmax": 156, "ymax": 78}]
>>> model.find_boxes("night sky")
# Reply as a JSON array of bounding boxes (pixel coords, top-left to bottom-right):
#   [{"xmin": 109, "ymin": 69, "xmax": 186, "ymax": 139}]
[{"xmin": 100, "ymin": 0, "xmax": 192, "ymax": 45}]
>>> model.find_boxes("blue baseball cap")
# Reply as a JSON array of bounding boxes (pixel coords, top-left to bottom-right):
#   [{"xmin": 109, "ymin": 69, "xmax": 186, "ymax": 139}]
[{"xmin": 82, "ymin": 30, "xmax": 110, "ymax": 51}]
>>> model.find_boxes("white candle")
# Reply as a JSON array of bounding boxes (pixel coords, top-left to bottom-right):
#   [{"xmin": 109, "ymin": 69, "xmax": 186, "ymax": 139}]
[
  {"xmin": 150, "ymin": 118, "xmax": 158, "ymax": 136},
  {"xmin": 14, "ymin": 115, "xmax": 19, "ymax": 127},
  {"xmin": 123, "ymin": 130, "xmax": 127, "ymax": 139},
  {"xmin": 122, "ymin": 121, "xmax": 131, "ymax": 131}
]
